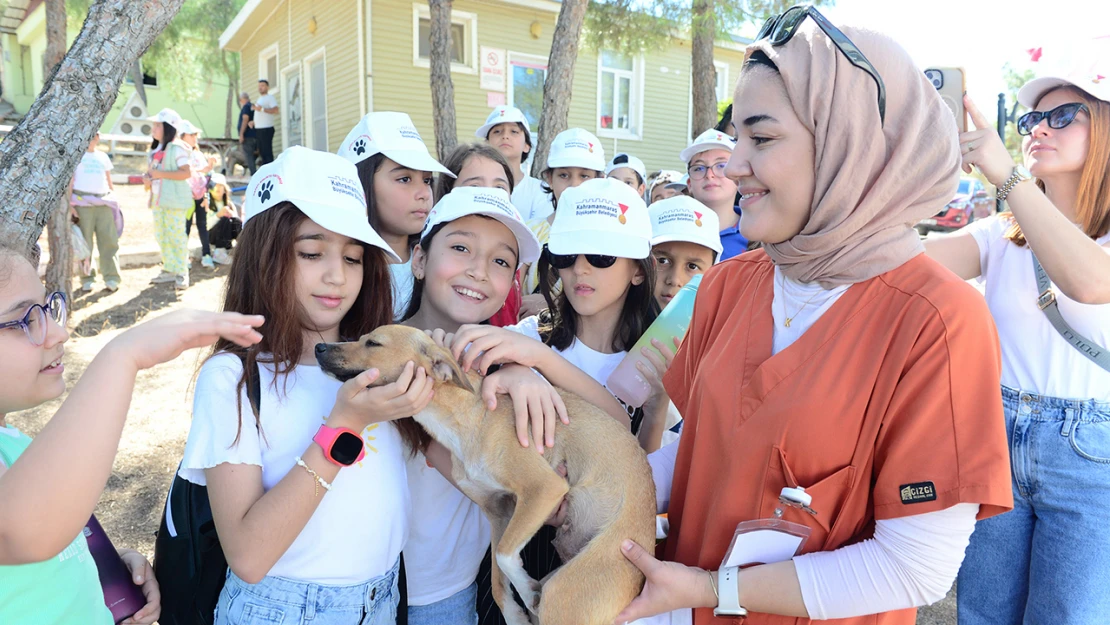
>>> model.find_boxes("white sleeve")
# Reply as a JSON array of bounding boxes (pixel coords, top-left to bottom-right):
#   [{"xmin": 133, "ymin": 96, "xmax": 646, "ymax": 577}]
[
  {"xmin": 647, "ymin": 437, "xmax": 681, "ymax": 514},
  {"xmin": 504, "ymin": 315, "xmax": 543, "ymax": 341},
  {"xmin": 794, "ymin": 503, "xmax": 979, "ymax": 620},
  {"xmin": 98, "ymin": 153, "xmax": 114, "ymax": 171},
  {"xmin": 178, "ymin": 354, "xmax": 263, "ymax": 485},
  {"xmin": 962, "ymin": 214, "xmax": 1008, "ymax": 281}
]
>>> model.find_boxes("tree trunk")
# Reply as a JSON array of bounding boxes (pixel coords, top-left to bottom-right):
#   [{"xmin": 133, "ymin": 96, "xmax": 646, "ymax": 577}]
[
  {"xmin": 690, "ymin": 0, "xmax": 718, "ymax": 139},
  {"xmin": 428, "ymin": 0, "xmax": 458, "ymax": 162},
  {"xmin": 531, "ymin": 0, "xmax": 589, "ymax": 178},
  {"xmin": 131, "ymin": 59, "xmax": 147, "ymax": 106},
  {"xmin": 43, "ymin": 0, "xmax": 71, "ymax": 299},
  {"xmin": 0, "ymin": 0, "xmax": 187, "ymax": 265},
  {"xmin": 221, "ymin": 51, "xmax": 235, "ymax": 137}
]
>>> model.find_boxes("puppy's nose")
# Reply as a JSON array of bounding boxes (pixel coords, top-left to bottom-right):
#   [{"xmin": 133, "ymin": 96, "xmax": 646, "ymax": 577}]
[{"xmin": 315, "ymin": 343, "xmax": 328, "ymax": 355}]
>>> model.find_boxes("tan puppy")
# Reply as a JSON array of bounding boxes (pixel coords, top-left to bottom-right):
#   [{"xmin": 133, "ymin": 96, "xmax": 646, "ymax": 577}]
[{"xmin": 316, "ymin": 325, "xmax": 656, "ymax": 625}]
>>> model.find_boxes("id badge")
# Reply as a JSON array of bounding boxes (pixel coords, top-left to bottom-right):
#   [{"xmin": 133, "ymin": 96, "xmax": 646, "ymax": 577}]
[{"xmin": 720, "ymin": 487, "xmax": 815, "ymax": 569}]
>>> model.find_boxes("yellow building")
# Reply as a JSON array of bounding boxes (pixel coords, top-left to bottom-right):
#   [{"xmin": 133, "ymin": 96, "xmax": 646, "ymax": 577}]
[{"xmin": 220, "ymin": 0, "xmax": 750, "ymax": 174}]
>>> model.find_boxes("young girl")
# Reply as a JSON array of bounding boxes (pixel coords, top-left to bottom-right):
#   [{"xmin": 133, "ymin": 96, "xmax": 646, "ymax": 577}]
[
  {"xmin": 606, "ymin": 153, "xmax": 647, "ymax": 198},
  {"xmin": 339, "ymin": 112, "xmax": 454, "ymax": 321},
  {"xmin": 0, "ymin": 246, "xmax": 264, "ymax": 625},
  {"xmin": 206, "ymin": 173, "xmax": 241, "ymax": 266},
  {"xmin": 682, "ymin": 129, "xmax": 749, "ymax": 260},
  {"xmin": 179, "ymin": 147, "xmax": 432, "ymax": 624},
  {"xmin": 69, "ymin": 132, "xmax": 122, "ymax": 293},
  {"xmin": 402, "ymin": 187, "xmax": 626, "ymax": 625},
  {"xmin": 519, "ymin": 127, "xmax": 606, "ymax": 318},
  {"xmin": 475, "ymin": 105, "xmax": 550, "ymax": 222},
  {"xmin": 144, "ymin": 108, "xmax": 194, "ymax": 290},
  {"xmin": 180, "ymin": 120, "xmax": 215, "ymax": 269},
  {"xmin": 647, "ymin": 170, "xmax": 689, "ymax": 204},
  {"xmin": 648, "ymin": 195, "xmax": 722, "ymax": 310}
]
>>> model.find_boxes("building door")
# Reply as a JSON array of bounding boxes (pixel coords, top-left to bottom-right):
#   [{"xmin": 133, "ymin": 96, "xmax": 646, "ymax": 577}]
[{"xmin": 306, "ymin": 52, "xmax": 328, "ymax": 151}]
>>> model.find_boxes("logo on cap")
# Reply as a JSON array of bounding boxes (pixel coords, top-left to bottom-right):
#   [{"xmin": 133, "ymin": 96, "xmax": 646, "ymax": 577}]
[
  {"xmin": 499, "ymin": 109, "xmax": 506, "ymax": 117},
  {"xmin": 618, "ymin": 203, "xmax": 629, "ymax": 225},
  {"xmin": 399, "ymin": 126, "xmax": 423, "ymax": 141},
  {"xmin": 588, "ymin": 142, "xmax": 595, "ymax": 153},
  {"xmin": 1094, "ymin": 74, "xmax": 1105, "ymax": 85},
  {"xmin": 694, "ymin": 211, "xmax": 703, "ymax": 227},
  {"xmin": 352, "ymin": 135, "xmax": 371, "ymax": 156},
  {"xmin": 255, "ymin": 174, "xmax": 282, "ymax": 203}
]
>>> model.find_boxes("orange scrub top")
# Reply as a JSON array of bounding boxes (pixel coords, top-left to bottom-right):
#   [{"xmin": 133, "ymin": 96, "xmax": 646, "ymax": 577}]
[{"xmin": 662, "ymin": 251, "xmax": 1014, "ymax": 625}]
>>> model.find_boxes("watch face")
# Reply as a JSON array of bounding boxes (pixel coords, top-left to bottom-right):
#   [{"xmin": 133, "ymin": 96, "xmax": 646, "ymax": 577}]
[{"xmin": 332, "ymin": 432, "xmax": 365, "ymax": 465}]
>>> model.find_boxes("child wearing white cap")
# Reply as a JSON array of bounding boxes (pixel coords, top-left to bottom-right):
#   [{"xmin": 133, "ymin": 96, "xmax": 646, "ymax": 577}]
[
  {"xmin": 682, "ymin": 128, "xmax": 748, "ymax": 260},
  {"xmin": 144, "ymin": 108, "xmax": 196, "ymax": 290},
  {"xmin": 476, "ymin": 105, "xmax": 551, "ymax": 222},
  {"xmin": 339, "ymin": 112, "xmax": 453, "ymax": 321},
  {"xmin": 180, "ymin": 120, "xmax": 216, "ymax": 269},
  {"xmin": 649, "ymin": 195, "xmax": 723, "ymax": 310},
  {"xmin": 179, "ymin": 147, "xmax": 426, "ymax": 624},
  {"xmin": 606, "ymin": 153, "xmax": 648, "ymax": 198},
  {"xmin": 647, "ymin": 170, "xmax": 689, "ymax": 204}
]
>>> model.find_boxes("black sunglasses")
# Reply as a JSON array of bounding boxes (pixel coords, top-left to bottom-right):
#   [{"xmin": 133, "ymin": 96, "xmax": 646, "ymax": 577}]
[
  {"xmin": 1017, "ymin": 102, "xmax": 1089, "ymax": 136},
  {"xmin": 756, "ymin": 4, "xmax": 887, "ymax": 126},
  {"xmin": 545, "ymin": 246, "xmax": 618, "ymax": 270}
]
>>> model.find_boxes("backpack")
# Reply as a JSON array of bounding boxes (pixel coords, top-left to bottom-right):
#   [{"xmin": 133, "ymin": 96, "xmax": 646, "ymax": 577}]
[{"xmin": 152, "ymin": 360, "xmax": 260, "ymax": 625}]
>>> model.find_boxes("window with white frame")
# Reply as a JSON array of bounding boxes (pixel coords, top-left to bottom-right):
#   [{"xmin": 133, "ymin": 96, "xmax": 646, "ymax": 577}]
[
  {"xmin": 259, "ymin": 43, "xmax": 280, "ymax": 94},
  {"xmin": 597, "ymin": 51, "xmax": 642, "ymax": 138},
  {"xmin": 413, "ymin": 5, "xmax": 477, "ymax": 73},
  {"xmin": 714, "ymin": 61, "xmax": 730, "ymax": 103}
]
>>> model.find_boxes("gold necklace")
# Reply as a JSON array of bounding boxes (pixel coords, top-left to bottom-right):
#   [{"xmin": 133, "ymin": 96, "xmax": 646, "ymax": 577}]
[{"xmin": 780, "ymin": 272, "xmax": 824, "ymax": 328}]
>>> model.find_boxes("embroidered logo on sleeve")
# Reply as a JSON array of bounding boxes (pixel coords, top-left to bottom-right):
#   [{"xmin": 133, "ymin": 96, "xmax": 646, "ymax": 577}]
[{"xmin": 900, "ymin": 482, "xmax": 937, "ymax": 504}]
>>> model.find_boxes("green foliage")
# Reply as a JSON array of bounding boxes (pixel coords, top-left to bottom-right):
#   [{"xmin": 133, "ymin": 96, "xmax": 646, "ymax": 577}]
[
  {"xmin": 718, "ymin": 97, "xmax": 731, "ymax": 118},
  {"xmin": 1002, "ymin": 62, "xmax": 1036, "ymax": 162}
]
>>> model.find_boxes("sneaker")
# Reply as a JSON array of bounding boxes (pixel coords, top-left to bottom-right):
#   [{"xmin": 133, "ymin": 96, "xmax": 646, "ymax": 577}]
[
  {"xmin": 201, "ymin": 255, "xmax": 215, "ymax": 269},
  {"xmin": 80, "ymin": 282, "xmax": 94, "ymax": 293},
  {"xmin": 211, "ymin": 248, "xmax": 232, "ymax": 265},
  {"xmin": 105, "ymin": 280, "xmax": 120, "ymax": 292},
  {"xmin": 150, "ymin": 271, "xmax": 175, "ymax": 284},
  {"xmin": 174, "ymin": 273, "xmax": 190, "ymax": 290}
]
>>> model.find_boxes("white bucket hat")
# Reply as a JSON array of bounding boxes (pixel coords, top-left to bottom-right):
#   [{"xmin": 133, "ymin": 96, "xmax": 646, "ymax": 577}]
[
  {"xmin": 421, "ymin": 187, "xmax": 541, "ymax": 266},
  {"xmin": 338, "ymin": 111, "xmax": 453, "ymax": 177},
  {"xmin": 649, "ymin": 196, "xmax": 723, "ymax": 258},
  {"xmin": 210, "ymin": 173, "xmax": 228, "ymax": 186},
  {"xmin": 475, "ymin": 105, "xmax": 532, "ymax": 142},
  {"xmin": 606, "ymin": 153, "xmax": 647, "ymax": 182},
  {"xmin": 244, "ymin": 146, "xmax": 401, "ymax": 263},
  {"xmin": 178, "ymin": 120, "xmax": 201, "ymax": 136},
  {"xmin": 147, "ymin": 108, "xmax": 183, "ymax": 127},
  {"xmin": 680, "ymin": 129, "xmax": 736, "ymax": 164},
  {"xmin": 546, "ymin": 128, "xmax": 605, "ymax": 172},
  {"xmin": 548, "ymin": 178, "xmax": 651, "ymax": 259},
  {"xmin": 1018, "ymin": 69, "xmax": 1110, "ymax": 108}
]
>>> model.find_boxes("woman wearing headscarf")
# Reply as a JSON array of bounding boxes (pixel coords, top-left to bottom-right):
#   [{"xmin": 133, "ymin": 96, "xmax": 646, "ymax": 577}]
[{"xmin": 613, "ymin": 7, "xmax": 1013, "ymax": 625}]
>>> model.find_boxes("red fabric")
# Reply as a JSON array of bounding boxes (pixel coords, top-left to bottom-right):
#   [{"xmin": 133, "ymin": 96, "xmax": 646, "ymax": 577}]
[{"xmin": 489, "ymin": 270, "xmax": 523, "ymax": 327}]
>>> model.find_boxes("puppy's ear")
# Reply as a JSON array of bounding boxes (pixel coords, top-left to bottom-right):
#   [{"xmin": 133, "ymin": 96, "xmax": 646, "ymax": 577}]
[{"xmin": 422, "ymin": 344, "xmax": 475, "ymax": 394}]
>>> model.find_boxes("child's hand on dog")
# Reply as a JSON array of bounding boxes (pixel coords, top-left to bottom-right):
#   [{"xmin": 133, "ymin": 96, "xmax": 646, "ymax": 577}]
[
  {"xmin": 105, "ymin": 309, "xmax": 265, "ymax": 373},
  {"xmin": 449, "ymin": 325, "xmax": 548, "ymax": 374},
  {"xmin": 481, "ymin": 364, "xmax": 570, "ymax": 453},
  {"xmin": 613, "ymin": 539, "xmax": 717, "ymax": 623},
  {"xmin": 327, "ymin": 361, "xmax": 435, "ymax": 430}
]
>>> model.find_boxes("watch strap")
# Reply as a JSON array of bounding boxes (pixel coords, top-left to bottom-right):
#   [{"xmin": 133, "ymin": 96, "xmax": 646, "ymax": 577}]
[
  {"xmin": 714, "ymin": 566, "xmax": 748, "ymax": 618},
  {"xmin": 313, "ymin": 425, "xmax": 365, "ymax": 466}
]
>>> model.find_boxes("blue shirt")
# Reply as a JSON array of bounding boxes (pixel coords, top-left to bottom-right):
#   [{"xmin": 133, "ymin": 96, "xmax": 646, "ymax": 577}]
[
  {"xmin": 238, "ymin": 103, "xmax": 255, "ymax": 138},
  {"xmin": 719, "ymin": 222, "xmax": 749, "ymax": 260}
]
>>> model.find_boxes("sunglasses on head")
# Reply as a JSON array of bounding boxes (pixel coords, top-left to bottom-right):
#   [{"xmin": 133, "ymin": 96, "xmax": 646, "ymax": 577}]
[
  {"xmin": 1017, "ymin": 102, "xmax": 1089, "ymax": 136},
  {"xmin": 545, "ymin": 246, "xmax": 618, "ymax": 270},
  {"xmin": 756, "ymin": 4, "xmax": 887, "ymax": 126}
]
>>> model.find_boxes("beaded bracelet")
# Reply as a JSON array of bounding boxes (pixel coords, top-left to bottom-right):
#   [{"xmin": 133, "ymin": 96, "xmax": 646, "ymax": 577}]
[{"xmin": 294, "ymin": 456, "xmax": 332, "ymax": 497}]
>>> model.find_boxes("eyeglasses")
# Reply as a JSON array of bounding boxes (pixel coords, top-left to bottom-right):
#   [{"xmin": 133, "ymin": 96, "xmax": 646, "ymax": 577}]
[
  {"xmin": 756, "ymin": 5, "xmax": 887, "ymax": 126},
  {"xmin": 688, "ymin": 162, "xmax": 729, "ymax": 181},
  {"xmin": 0, "ymin": 292, "xmax": 67, "ymax": 346},
  {"xmin": 1017, "ymin": 102, "xmax": 1089, "ymax": 136},
  {"xmin": 545, "ymin": 246, "xmax": 618, "ymax": 270}
]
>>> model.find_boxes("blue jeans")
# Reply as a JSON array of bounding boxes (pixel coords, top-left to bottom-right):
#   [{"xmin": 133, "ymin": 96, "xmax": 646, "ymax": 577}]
[
  {"xmin": 408, "ymin": 582, "xmax": 478, "ymax": 625},
  {"xmin": 215, "ymin": 559, "xmax": 399, "ymax": 625},
  {"xmin": 957, "ymin": 386, "xmax": 1110, "ymax": 625}
]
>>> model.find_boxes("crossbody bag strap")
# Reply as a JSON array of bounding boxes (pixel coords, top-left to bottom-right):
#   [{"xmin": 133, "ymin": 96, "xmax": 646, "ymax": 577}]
[{"xmin": 1031, "ymin": 253, "xmax": 1110, "ymax": 373}]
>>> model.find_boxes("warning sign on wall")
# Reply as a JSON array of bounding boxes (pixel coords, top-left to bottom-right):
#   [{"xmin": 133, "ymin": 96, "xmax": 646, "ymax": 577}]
[{"xmin": 480, "ymin": 46, "xmax": 507, "ymax": 92}]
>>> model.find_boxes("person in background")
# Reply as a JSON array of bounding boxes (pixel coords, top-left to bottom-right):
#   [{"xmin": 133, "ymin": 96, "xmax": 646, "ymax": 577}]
[
  {"xmin": 476, "ymin": 106, "xmax": 551, "ymax": 222},
  {"xmin": 682, "ymin": 129, "xmax": 748, "ymax": 260},
  {"xmin": 180, "ymin": 120, "xmax": 215, "ymax": 270},
  {"xmin": 647, "ymin": 170, "xmax": 689, "ymax": 204},
  {"xmin": 648, "ymin": 195, "xmax": 722, "ymax": 311},
  {"xmin": 144, "ymin": 108, "xmax": 194, "ymax": 290},
  {"xmin": 68, "ymin": 132, "xmax": 122, "ymax": 293},
  {"xmin": 207, "ymin": 173, "xmax": 241, "ymax": 266},
  {"xmin": 716, "ymin": 103, "xmax": 737, "ymax": 139},
  {"xmin": 606, "ymin": 153, "xmax": 648, "ymax": 198},
  {"xmin": 253, "ymin": 79, "xmax": 279, "ymax": 165},
  {"xmin": 237, "ymin": 92, "xmax": 258, "ymax": 175}
]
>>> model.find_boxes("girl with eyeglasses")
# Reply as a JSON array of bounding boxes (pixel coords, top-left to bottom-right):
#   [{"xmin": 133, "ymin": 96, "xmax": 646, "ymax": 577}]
[
  {"xmin": 925, "ymin": 72, "xmax": 1110, "ymax": 624},
  {"xmin": 681, "ymin": 130, "xmax": 748, "ymax": 260},
  {"xmin": 0, "ymin": 246, "xmax": 264, "ymax": 625},
  {"xmin": 613, "ymin": 10, "xmax": 1013, "ymax": 625}
]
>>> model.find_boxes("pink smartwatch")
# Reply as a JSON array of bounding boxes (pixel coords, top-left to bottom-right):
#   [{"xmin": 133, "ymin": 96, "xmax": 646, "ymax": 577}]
[{"xmin": 313, "ymin": 425, "xmax": 366, "ymax": 466}]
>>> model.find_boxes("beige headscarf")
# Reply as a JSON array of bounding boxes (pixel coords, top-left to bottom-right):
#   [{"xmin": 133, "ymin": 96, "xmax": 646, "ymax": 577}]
[{"xmin": 746, "ymin": 22, "xmax": 961, "ymax": 288}]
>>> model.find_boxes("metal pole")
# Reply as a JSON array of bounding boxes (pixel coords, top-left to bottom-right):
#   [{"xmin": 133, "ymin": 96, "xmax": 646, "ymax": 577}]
[{"xmin": 996, "ymin": 93, "xmax": 1006, "ymax": 214}]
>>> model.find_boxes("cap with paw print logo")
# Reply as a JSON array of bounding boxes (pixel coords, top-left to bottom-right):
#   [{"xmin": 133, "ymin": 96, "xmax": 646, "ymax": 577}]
[
  {"xmin": 338, "ymin": 111, "xmax": 453, "ymax": 177},
  {"xmin": 244, "ymin": 146, "xmax": 401, "ymax": 262}
]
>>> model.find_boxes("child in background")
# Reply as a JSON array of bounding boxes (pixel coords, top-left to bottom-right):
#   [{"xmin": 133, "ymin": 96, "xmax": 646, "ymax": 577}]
[
  {"xmin": 339, "ymin": 112, "xmax": 454, "ymax": 321},
  {"xmin": 68, "ymin": 132, "xmax": 123, "ymax": 293},
  {"xmin": 180, "ymin": 120, "xmax": 215, "ymax": 269},
  {"xmin": 476, "ymin": 105, "xmax": 550, "ymax": 222},
  {"xmin": 681, "ymin": 129, "xmax": 748, "ymax": 260},
  {"xmin": 0, "ymin": 246, "xmax": 264, "ymax": 625},
  {"xmin": 206, "ymin": 173, "xmax": 241, "ymax": 266},
  {"xmin": 144, "ymin": 108, "xmax": 194, "ymax": 290},
  {"xmin": 606, "ymin": 153, "xmax": 647, "ymax": 198},
  {"xmin": 648, "ymin": 195, "xmax": 722, "ymax": 310},
  {"xmin": 647, "ymin": 170, "xmax": 689, "ymax": 204}
]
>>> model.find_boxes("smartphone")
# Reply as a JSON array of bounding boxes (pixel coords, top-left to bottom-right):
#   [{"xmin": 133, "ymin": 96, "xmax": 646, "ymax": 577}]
[{"xmin": 924, "ymin": 67, "xmax": 967, "ymax": 132}]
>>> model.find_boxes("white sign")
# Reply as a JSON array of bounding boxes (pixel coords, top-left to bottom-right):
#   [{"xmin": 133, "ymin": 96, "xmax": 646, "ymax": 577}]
[{"xmin": 480, "ymin": 46, "xmax": 507, "ymax": 92}]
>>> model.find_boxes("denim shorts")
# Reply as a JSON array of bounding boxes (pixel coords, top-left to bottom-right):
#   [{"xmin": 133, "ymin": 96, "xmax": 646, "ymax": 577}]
[
  {"xmin": 215, "ymin": 559, "xmax": 400, "ymax": 625},
  {"xmin": 957, "ymin": 386, "xmax": 1110, "ymax": 625},
  {"xmin": 407, "ymin": 582, "xmax": 478, "ymax": 625}
]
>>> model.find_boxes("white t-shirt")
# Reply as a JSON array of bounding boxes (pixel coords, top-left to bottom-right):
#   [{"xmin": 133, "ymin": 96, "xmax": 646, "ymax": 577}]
[
  {"xmin": 390, "ymin": 259, "xmax": 414, "ymax": 322},
  {"xmin": 508, "ymin": 316, "xmax": 625, "ymax": 387},
  {"xmin": 512, "ymin": 175, "xmax": 553, "ymax": 223},
  {"xmin": 404, "ymin": 451, "xmax": 490, "ymax": 605},
  {"xmin": 73, "ymin": 151, "xmax": 113, "ymax": 195},
  {"xmin": 255, "ymin": 94, "xmax": 279, "ymax": 129},
  {"xmin": 967, "ymin": 215, "xmax": 1110, "ymax": 400},
  {"xmin": 771, "ymin": 266, "xmax": 852, "ymax": 356},
  {"xmin": 179, "ymin": 352, "xmax": 410, "ymax": 584}
]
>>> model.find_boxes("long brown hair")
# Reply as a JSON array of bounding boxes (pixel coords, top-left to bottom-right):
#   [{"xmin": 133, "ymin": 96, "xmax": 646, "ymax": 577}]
[
  {"xmin": 1007, "ymin": 86, "xmax": 1110, "ymax": 246},
  {"xmin": 209, "ymin": 202, "xmax": 421, "ymax": 450},
  {"xmin": 433, "ymin": 143, "xmax": 516, "ymax": 202}
]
